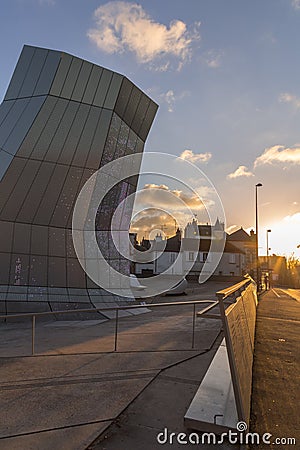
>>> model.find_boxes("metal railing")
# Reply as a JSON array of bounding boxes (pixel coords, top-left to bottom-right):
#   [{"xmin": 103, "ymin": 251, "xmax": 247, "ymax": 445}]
[
  {"xmin": 0, "ymin": 299, "xmax": 220, "ymax": 356},
  {"xmin": 216, "ymin": 276, "xmax": 255, "ymax": 301}
]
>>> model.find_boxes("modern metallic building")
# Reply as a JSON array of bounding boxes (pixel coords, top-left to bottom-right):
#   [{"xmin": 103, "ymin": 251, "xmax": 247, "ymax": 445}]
[{"xmin": 0, "ymin": 45, "xmax": 158, "ymax": 319}]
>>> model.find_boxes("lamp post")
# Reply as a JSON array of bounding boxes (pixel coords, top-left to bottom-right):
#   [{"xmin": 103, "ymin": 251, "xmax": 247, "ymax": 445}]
[
  {"xmin": 266, "ymin": 229, "xmax": 271, "ymax": 289},
  {"xmin": 255, "ymin": 183, "xmax": 263, "ymax": 290}
]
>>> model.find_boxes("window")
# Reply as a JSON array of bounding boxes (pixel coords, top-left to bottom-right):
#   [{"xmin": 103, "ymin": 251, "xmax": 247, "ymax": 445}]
[
  {"xmin": 229, "ymin": 254, "xmax": 236, "ymax": 264},
  {"xmin": 230, "ymin": 272, "xmax": 235, "ymax": 276},
  {"xmin": 170, "ymin": 253, "xmax": 176, "ymax": 263},
  {"xmin": 188, "ymin": 252, "xmax": 194, "ymax": 261}
]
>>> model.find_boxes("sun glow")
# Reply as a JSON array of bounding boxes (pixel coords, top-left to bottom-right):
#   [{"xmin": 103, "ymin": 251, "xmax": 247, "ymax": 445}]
[{"xmin": 260, "ymin": 213, "xmax": 300, "ymax": 258}]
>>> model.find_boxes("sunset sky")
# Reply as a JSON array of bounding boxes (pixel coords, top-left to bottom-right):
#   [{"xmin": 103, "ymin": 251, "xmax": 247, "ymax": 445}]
[{"xmin": 1, "ymin": 0, "xmax": 300, "ymax": 257}]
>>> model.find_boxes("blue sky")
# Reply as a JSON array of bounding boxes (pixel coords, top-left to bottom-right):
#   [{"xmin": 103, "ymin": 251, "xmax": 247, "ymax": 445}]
[{"xmin": 1, "ymin": 0, "xmax": 300, "ymax": 257}]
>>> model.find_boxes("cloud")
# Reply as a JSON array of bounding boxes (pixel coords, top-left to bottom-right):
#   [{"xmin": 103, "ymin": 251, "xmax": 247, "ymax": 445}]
[
  {"xmin": 130, "ymin": 208, "xmax": 178, "ymax": 239},
  {"xmin": 87, "ymin": 2, "xmax": 200, "ymax": 70},
  {"xmin": 139, "ymin": 183, "xmax": 205, "ymax": 210},
  {"xmin": 179, "ymin": 149, "xmax": 212, "ymax": 164},
  {"xmin": 158, "ymin": 89, "xmax": 190, "ymax": 112},
  {"xmin": 204, "ymin": 50, "xmax": 223, "ymax": 68},
  {"xmin": 164, "ymin": 90, "xmax": 175, "ymax": 112},
  {"xmin": 131, "ymin": 184, "xmax": 205, "ymax": 239},
  {"xmin": 254, "ymin": 145, "xmax": 300, "ymax": 166},
  {"xmin": 227, "ymin": 165, "xmax": 254, "ymax": 179},
  {"xmin": 279, "ymin": 92, "xmax": 300, "ymax": 109},
  {"xmin": 292, "ymin": 0, "xmax": 300, "ymax": 10}
]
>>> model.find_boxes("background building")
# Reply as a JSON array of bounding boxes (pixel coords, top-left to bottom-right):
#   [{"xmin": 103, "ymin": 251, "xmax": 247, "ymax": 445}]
[
  {"xmin": 134, "ymin": 226, "xmax": 246, "ymax": 279},
  {"xmin": 0, "ymin": 45, "xmax": 157, "ymax": 318},
  {"xmin": 227, "ymin": 227, "xmax": 256, "ymax": 276}
]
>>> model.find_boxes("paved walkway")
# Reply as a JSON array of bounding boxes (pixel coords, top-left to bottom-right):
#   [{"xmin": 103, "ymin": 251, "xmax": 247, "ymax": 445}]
[
  {"xmin": 0, "ymin": 282, "xmax": 235, "ymax": 450},
  {"xmin": 1, "ymin": 284, "xmax": 298, "ymax": 450},
  {"xmin": 250, "ymin": 288, "xmax": 300, "ymax": 448}
]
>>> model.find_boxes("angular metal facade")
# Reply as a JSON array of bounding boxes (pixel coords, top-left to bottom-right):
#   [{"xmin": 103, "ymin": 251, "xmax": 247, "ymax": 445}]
[{"xmin": 0, "ymin": 45, "xmax": 158, "ymax": 318}]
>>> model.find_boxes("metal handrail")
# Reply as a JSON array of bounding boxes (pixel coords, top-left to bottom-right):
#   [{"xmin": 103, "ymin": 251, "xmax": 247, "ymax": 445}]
[
  {"xmin": 0, "ymin": 299, "xmax": 218, "ymax": 356},
  {"xmin": 216, "ymin": 276, "xmax": 254, "ymax": 300},
  {"xmin": 0, "ymin": 299, "xmax": 215, "ymax": 320}
]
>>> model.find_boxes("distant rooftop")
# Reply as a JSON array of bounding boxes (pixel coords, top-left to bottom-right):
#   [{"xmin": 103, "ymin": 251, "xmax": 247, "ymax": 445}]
[{"xmin": 228, "ymin": 227, "xmax": 254, "ymax": 242}]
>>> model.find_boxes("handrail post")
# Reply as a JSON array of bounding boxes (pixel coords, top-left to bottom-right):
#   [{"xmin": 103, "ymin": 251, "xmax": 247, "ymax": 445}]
[
  {"xmin": 114, "ymin": 308, "xmax": 119, "ymax": 352},
  {"xmin": 192, "ymin": 303, "xmax": 196, "ymax": 349},
  {"xmin": 32, "ymin": 315, "xmax": 36, "ymax": 356}
]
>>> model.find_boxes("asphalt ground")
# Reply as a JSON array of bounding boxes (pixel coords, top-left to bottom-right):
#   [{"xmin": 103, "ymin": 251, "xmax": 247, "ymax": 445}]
[{"xmin": 250, "ymin": 288, "xmax": 300, "ymax": 449}]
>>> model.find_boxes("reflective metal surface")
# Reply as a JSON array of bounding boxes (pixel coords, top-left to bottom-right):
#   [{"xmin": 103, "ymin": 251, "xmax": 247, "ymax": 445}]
[{"xmin": 0, "ymin": 45, "xmax": 158, "ymax": 315}]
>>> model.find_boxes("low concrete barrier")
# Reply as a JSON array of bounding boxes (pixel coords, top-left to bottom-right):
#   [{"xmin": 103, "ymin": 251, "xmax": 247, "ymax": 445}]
[{"xmin": 185, "ymin": 277, "xmax": 257, "ymax": 433}]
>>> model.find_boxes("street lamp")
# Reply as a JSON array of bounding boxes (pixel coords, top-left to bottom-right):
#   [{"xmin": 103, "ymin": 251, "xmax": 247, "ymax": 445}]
[
  {"xmin": 255, "ymin": 183, "xmax": 263, "ymax": 290},
  {"xmin": 266, "ymin": 229, "xmax": 271, "ymax": 289}
]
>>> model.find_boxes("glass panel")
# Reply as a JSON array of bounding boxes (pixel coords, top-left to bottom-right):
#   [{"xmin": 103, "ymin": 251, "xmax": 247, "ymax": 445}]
[
  {"xmin": 34, "ymin": 50, "xmax": 61, "ymax": 96},
  {"xmin": 31, "ymin": 98, "xmax": 68, "ymax": 161},
  {"xmin": 60, "ymin": 57, "xmax": 83, "ymax": 99},
  {"xmin": 50, "ymin": 167, "xmax": 83, "ymax": 227},
  {"xmin": 34, "ymin": 164, "xmax": 69, "ymax": 225},
  {"xmin": 0, "ymin": 221, "xmax": 14, "ymax": 253},
  {"xmin": 0, "ymin": 100, "xmax": 15, "ymax": 127},
  {"xmin": 113, "ymin": 120, "xmax": 128, "ymax": 159},
  {"xmin": 0, "ymin": 98, "xmax": 29, "ymax": 149},
  {"xmin": 17, "ymin": 96, "xmax": 57, "ymax": 158},
  {"xmin": 125, "ymin": 128, "xmax": 138, "ymax": 155},
  {"xmin": 139, "ymin": 100, "xmax": 158, "ymax": 141},
  {"xmin": 66, "ymin": 229, "xmax": 76, "ymax": 258},
  {"xmin": 13, "ymin": 223, "xmax": 31, "ymax": 254},
  {"xmin": 49, "ymin": 227, "xmax": 66, "ymax": 257},
  {"xmin": 4, "ymin": 46, "xmax": 35, "ymax": 100},
  {"xmin": 93, "ymin": 69, "xmax": 113, "ymax": 107},
  {"xmin": 48, "ymin": 257, "xmax": 66, "ymax": 287},
  {"xmin": 67, "ymin": 258, "xmax": 86, "ymax": 288},
  {"xmin": 57, "ymin": 103, "xmax": 89, "ymax": 165},
  {"xmin": 131, "ymin": 94, "xmax": 150, "ymax": 136},
  {"xmin": 104, "ymin": 73, "xmax": 123, "ymax": 109},
  {"xmin": 49, "ymin": 52, "xmax": 72, "ymax": 97},
  {"xmin": 0, "ymin": 157, "xmax": 27, "ymax": 212},
  {"xmin": 115, "ymin": 77, "xmax": 133, "ymax": 118},
  {"xmin": 19, "ymin": 47, "xmax": 48, "ymax": 98},
  {"xmin": 9, "ymin": 254, "xmax": 29, "ymax": 286},
  {"xmin": 45, "ymin": 101, "xmax": 79, "ymax": 163},
  {"xmin": 29, "ymin": 255, "xmax": 47, "ymax": 286},
  {"xmin": 1, "ymin": 159, "xmax": 41, "ymax": 221},
  {"xmin": 0, "ymin": 253, "xmax": 11, "ymax": 284},
  {"xmin": 0, "ymin": 149, "xmax": 13, "ymax": 183},
  {"xmin": 86, "ymin": 109, "xmax": 112, "ymax": 169},
  {"xmin": 135, "ymin": 137, "xmax": 144, "ymax": 153},
  {"xmin": 100, "ymin": 113, "xmax": 120, "ymax": 166},
  {"xmin": 30, "ymin": 225, "xmax": 48, "ymax": 255},
  {"xmin": 65, "ymin": 168, "xmax": 94, "ymax": 229},
  {"xmin": 72, "ymin": 106, "xmax": 101, "ymax": 167},
  {"xmin": 4, "ymin": 96, "xmax": 45, "ymax": 156},
  {"xmin": 71, "ymin": 60, "xmax": 93, "ymax": 102},
  {"xmin": 123, "ymin": 86, "xmax": 141, "ymax": 127},
  {"xmin": 82, "ymin": 65, "xmax": 103, "ymax": 105},
  {"xmin": 17, "ymin": 161, "xmax": 55, "ymax": 223}
]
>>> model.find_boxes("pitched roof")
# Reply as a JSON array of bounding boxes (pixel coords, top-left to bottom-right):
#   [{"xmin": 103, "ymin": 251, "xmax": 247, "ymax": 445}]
[{"xmin": 228, "ymin": 227, "xmax": 252, "ymax": 242}]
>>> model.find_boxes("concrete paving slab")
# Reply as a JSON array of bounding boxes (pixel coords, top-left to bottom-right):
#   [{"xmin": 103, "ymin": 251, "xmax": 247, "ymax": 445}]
[
  {"xmin": 0, "ymin": 281, "xmax": 232, "ymax": 449},
  {"xmin": 0, "ymin": 376, "xmax": 155, "ymax": 437},
  {"xmin": 0, "ymin": 421, "xmax": 112, "ymax": 450},
  {"xmin": 88, "ymin": 343, "xmax": 239, "ymax": 450}
]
